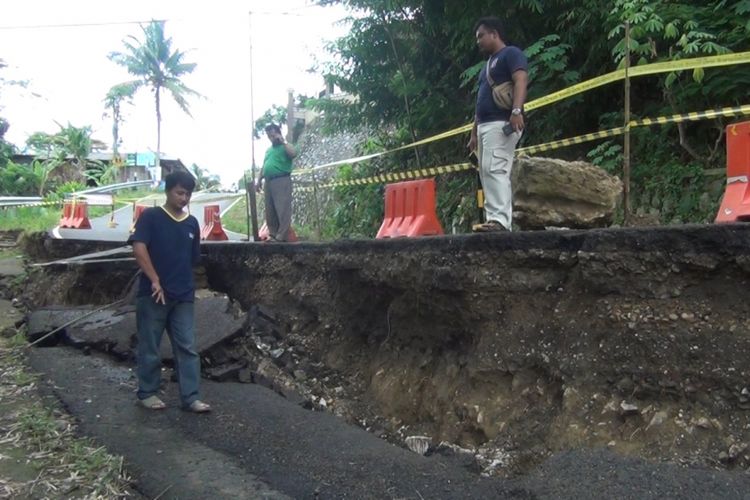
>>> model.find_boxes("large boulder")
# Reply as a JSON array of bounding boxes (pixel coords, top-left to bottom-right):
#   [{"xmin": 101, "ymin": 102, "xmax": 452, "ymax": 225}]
[{"xmin": 512, "ymin": 156, "xmax": 622, "ymax": 229}]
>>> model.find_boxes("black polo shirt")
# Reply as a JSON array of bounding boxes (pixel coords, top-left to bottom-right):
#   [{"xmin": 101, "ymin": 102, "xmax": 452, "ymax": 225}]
[
  {"xmin": 129, "ymin": 206, "xmax": 200, "ymax": 302},
  {"xmin": 476, "ymin": 45, "xmax": 528, "ymax": 124}
]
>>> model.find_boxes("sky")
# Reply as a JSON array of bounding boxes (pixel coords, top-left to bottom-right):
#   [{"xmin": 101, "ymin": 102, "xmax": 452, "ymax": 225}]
[{"xmin": 0, "ymin": 0, "xmax": 350, "ymax": 187}]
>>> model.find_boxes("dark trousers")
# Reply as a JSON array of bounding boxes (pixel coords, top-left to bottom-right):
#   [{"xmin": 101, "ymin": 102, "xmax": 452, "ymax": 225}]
[
  {"xmin": 136, "ymin": 296, "xmax": 200, "ymax": 406},
  {"xmin": 264, "ymin": 175, "xmax": 293, "ymax": 241}
]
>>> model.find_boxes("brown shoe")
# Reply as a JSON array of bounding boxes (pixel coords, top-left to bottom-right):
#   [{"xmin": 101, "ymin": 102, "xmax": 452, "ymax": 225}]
[{"xmin": 472, "ymin": 221, "xmax": 508, "ymax": 232}]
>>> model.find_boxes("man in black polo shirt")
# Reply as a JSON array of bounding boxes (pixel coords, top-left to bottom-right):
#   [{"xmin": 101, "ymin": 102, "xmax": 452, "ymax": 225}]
[
  {"xmin": 256, "ymin": 123, "xmax": 296, "ymax": 242},
  {"xmin": 468, "ymin": 16, "xmax": 528, "ymax": 232},
  {"xmin": 129, "ymin": 170, "xmax": 210, "ymax": 413}
]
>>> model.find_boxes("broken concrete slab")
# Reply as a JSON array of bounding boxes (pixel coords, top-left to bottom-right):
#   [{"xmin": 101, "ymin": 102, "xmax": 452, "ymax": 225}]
[
  {"xmin": 0, "ymin": 256, "xmax": 25, "ymax": 277},
  {"xmin": 27, "ymin": 294, "xmax": 247, "ymax": 361}
]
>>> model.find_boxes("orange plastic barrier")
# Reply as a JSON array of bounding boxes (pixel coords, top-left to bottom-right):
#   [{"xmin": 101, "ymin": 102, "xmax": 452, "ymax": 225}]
[
  {"xmin": 59, "ymin": 200, "xmax": 74, "ymax": 227},
  {"xmin": 376, "ymin": 178, "xmax": 444, "ymax": 238},
  {"xmin": 258, "ymin": 223, "xmax": 298, "ymax": 242},
  {"xmin": 60, "ymin": 199, "xmax": 91, "ymax": 229},
  {"xmin": 130, "ymin": 204, "xmax": 149, "ymax": 233},
  {"xmin": 716, "ymin": 121, "xmax": 750, "ymax": 223},
  {"xmin": 200, "ymin": 204, "xmax": 229, "ymax": 241}
]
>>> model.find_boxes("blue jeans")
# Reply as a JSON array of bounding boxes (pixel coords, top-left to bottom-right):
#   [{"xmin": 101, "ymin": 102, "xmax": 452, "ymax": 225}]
[{"xmin": 136, "ymin": 296, "xmax": 200, "ymax": 406}]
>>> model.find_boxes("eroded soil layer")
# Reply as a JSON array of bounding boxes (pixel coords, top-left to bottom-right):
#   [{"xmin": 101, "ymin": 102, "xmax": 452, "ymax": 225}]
[{"xmin": 200, "ymin": 225, "xmax": 750, "ymax": 474}]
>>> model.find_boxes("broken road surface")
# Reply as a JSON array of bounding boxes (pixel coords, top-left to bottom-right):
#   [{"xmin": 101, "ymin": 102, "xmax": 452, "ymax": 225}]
[{"xmin": 28, "ymin": 347, "xmax": 750, "ymax": 499}]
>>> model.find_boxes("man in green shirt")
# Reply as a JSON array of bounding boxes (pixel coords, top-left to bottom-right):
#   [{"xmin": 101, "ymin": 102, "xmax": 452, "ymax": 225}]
[{"xmin": 256, "ymin": 123, "xmax": 296, "ymax": 241}]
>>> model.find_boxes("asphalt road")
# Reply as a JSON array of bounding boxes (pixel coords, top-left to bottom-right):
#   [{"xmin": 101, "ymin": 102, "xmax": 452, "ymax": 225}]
[
  {"xmin": 27, "ymin": 347, "xmax": 750, "ymax": 500},
  {"xmin": 53, "ymin": 192, "xmax": 246, "ymax": 242}
]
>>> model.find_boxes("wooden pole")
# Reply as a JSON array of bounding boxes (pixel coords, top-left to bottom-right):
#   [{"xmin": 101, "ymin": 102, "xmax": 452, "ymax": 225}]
[
  {"xmin": 623, "ymin": 21, "xmax": 632, "ymax": 223},
  {"xmin": 311, "ymin": 172, "xmax": 322, "ymax": 240},
  {"xmin": 248, "ymin": 11, "xmax": 260, "ymax": 241}
]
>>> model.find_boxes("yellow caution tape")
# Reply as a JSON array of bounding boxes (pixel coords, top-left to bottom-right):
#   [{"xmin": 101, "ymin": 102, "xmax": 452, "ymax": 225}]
[
  {"xmin": 520, "ymin": 104, "xmax": 750, "ymax": 155},
  {"xmin": 293, "ymin": 51, "xmax": 750, "ymax": 175},
  {"xmin": 296, "ymin": 104, "xmax": 750, "ymax": 190},
  {"xmin": 296, "ymin": 163, "xmax": 475, "ymax": 191}
]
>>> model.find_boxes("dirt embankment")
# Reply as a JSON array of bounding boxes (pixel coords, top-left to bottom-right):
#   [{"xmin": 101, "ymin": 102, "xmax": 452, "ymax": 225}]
[
  {"xmin": 198, "ymin": 225, "xmax": 750, "ymax": 475},
  {"xmin": 22, "ymin": 225, "xmax": 750, "ymax": 477}
]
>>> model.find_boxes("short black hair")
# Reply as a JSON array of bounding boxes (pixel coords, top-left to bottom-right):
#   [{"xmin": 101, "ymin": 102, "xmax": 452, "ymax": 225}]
[
  {"xmin": 265, "ymin": 123, "xmax": 281, "ymax": 134},
  {"xmin": 474, "ymin": 17, "xmax": 507, "ymax": 43},
  {"xmin": 165, "ymin": 170, "xmax": 196, "ymax": 192}
]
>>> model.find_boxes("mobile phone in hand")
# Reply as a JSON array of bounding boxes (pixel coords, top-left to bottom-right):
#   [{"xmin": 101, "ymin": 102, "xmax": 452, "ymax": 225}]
[
  {"xmin": 468, "ymin": 151, "xmax": 478, "ymax": 167},
  {"xmin": 503, "ymin": 123, "xmax": 514, "ymax": 136}
]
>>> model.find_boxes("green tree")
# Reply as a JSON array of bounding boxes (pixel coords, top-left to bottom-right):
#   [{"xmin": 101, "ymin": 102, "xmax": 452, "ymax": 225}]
[
  {"xmin": 0, "ymin": 58, "xmax": 28, "ymax": 168},
  {"xmin": 309, "ymin": 0, "xmax": 750, "ymax": 234},
  {"xmin": 103, "ymin": 83, "xmax": 135, "ymax": 156},
  {"xmin": 108, "ymin": 20, "xmax": 201, "ymax": 178},
  {"xmin": 25, "ymin": 123, "xmax": 105, "ymax": 193},
  {"xmin": 254, "ymin": 104, "xmax": 287, "ymax": 139}
]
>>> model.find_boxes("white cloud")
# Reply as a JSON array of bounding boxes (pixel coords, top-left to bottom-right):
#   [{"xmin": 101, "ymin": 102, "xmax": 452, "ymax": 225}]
[{"xmin": 0, "ymin": 0, "xmax": 349, "ymax": 187}]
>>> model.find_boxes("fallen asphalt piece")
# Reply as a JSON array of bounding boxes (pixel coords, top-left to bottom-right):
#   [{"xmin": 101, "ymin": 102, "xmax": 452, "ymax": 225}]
[
  {"xmin": 27, "ymin": 295, "xmax": 245, "ymax": 360},
  {"xmin": 28, "ymin": 347, "xmax": 750, "ymax": 500}
]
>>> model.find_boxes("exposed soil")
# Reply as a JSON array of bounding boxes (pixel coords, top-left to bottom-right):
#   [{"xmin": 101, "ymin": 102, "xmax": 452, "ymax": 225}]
[{"xmin": 199, "ymin": 225, "xmax": 750, "ymax": 476}]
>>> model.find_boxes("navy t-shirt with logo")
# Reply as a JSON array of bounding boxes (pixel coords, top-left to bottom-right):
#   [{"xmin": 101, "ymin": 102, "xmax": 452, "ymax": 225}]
[
  {"xmin": 129, "ymin": 206, "xmax": 201, "ymax": 302},
  {"xmin": 476, "ymin": 45, "xmax": 528, "ymax": 124}
]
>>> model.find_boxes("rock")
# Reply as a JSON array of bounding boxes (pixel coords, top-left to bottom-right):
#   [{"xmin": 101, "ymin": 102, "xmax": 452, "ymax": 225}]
[
  {"xmin": 237, "ymin": 367, "xmax": 254, "ymax": 384},
  {"xmin": 512, "ymin": 156, "xmax": 622, "ymax": 229},
  {"xmin": 693, "ymin": 417, "xmax": 712, "ymax": 429},
  {"xmin": 620, "ymin": 401, "xmax": 639, "ymax": 416},
  {"xmin": 729, "ymin": 443, "xmax": 748, "ymax": 460},
  {"xmin": 615, "ymin": 377, "xmax": 634, "ymax": 395},
  {"xmin": 719, "ymin": 451, "xmax": 730, "ymax": 463},
  {"xmin": 270, "ymin": 348, "xmax": 285, "ymax": 359},
  {"xmin": 405, "ymin": 436, "xmax": 431, "ymax": 455},
  {"xmin": 293, "ymin": 369, "xmax": 308, "ymax": 381},
  {"xmin": 205, "ymin": 362, "xmax": 245, "ymax": 382}
]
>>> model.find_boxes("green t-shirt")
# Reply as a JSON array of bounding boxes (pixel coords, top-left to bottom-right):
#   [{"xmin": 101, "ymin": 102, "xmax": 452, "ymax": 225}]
[{"xmin": 262, "ymin": 145, "xmax": 293, "ymax": 179}]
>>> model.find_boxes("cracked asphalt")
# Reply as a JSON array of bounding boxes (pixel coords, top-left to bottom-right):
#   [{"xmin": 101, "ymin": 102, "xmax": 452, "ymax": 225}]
[{"xmin": 27, "ymin": 346, "xmax": 750, "ymax": 500}]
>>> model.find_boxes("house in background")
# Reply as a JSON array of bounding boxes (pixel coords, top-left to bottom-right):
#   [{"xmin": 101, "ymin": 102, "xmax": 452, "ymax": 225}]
[{"xmin": 11, "ymin": 151, "xmax": 189, "ymax": 185}]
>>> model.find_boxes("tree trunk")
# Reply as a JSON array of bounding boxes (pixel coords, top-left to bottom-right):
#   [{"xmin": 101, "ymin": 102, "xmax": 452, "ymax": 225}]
[
  {"xmin": 112, "ymin": 102, "xmax": 120, "ymax": 157},
  {"xmin": 155, "ymin": 86, "xmax": 163, "ymax": 181},
  {"xmin": 380, "ymin": 14, "xmax": 422, "ymax": 169}
]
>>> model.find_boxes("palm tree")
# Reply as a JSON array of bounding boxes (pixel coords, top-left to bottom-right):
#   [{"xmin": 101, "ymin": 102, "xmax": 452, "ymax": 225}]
[
  {"xmin": 108, "ymin": 20, "xmax": 200, "ymax": 180},
  {"xmin": 190, "ymin": 163, "xmax": 221, "ymax": 190},
  {"xmin": 102, "ymin": 83, "xmax": 134, "ymax": 157}
]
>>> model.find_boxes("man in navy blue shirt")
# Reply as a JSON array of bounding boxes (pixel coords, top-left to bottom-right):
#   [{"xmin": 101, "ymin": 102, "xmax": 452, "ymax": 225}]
[
  {"xmin": 468, "ymin": 16, "xmax": 528, "ymax": 232},
  {"xmin": 129, "ymin": 170, "xmax": 211, "ymax": 413}
]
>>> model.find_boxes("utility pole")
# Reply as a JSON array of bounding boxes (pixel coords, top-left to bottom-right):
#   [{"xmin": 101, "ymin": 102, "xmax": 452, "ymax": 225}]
[{"xmin": 246, "ymin": 10, "xmax": 260, "ymax": 241}]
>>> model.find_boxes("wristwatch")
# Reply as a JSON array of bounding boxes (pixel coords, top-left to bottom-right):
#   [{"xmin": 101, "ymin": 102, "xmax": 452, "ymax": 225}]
[{"xmin": 511, "ymin": 107, "xmax": 523, "ymax": 116}]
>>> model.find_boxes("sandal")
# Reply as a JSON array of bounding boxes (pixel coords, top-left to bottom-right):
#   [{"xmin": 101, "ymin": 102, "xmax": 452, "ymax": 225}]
[
  {"xmin": 138, "ymin": 395, "xmax": 167, "ymax": 410},
  {"xmin": 184, "ymin": 400, "xmax": 212, "ymax": 413},
  {"xmin": 472, "ymin": 221, "xmax": 508, "ymax": 233}
]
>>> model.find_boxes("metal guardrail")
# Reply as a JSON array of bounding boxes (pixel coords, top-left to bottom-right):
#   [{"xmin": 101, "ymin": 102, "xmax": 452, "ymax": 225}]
[
  {"xmin": 74, "ymin": 180, "xmax": 155, "ymax": 195},
  {"xmin": 0, "ymin": 196, "xmax": 44, "ymax": 208}
]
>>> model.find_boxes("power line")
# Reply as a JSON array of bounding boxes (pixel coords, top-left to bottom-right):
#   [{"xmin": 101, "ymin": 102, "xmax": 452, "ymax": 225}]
[{"xmin": 0, "ymin": 19, "xmax": 168, "ymax": 31}]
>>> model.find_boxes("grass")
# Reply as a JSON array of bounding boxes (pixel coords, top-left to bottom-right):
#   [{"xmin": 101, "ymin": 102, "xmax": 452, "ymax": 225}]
[
  {"xmin": 221, "ymin": 194, "xmax": 322, "ymax": 241},
  {"xmin": 222, "ymin": 195, "xmax": 251, "ymax": 235},
  {"xmin": 0, "ymin": 206, "xmax": 61, "ymax": 232},
  {"xmin": 0, "ymin": 332, "xmax": 136, "ymax": 498}
]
